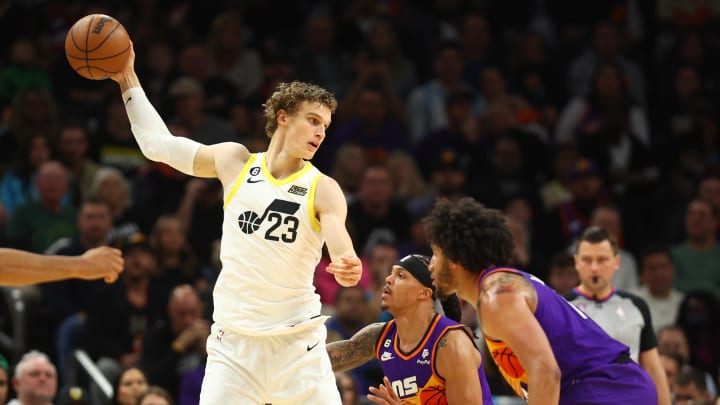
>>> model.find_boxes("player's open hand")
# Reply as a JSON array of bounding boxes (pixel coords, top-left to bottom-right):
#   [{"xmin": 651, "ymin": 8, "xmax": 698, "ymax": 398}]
[
  {"xmin": 326, "ymin": 252, "xmax": 362, "ymax": 287},
  {"xmin": 80, "ymin": 246, "xmax": 124, "ymax": 283},
  {"xmin": 367, "ymin": 376, "xmax": 401, "ymax": 405}
]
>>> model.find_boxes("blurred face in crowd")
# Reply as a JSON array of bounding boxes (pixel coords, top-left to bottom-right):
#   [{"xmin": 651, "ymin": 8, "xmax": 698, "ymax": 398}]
[
  {"xmin": 36, "ymin": 161, "xmax": 68, "ymax": 206},
  {"xmin": 685, "ymin": 199, "xmax": 717, "ymax": 242},
  {"xmin": 640, "ymin": 252, "xmax": 675, "ymax": 297},
  {"xmin": 335, "ymin": 287, "xmax": 367, "ymax": 324},
  {"xmin": 13, "ymin": 356, "xmax": 57, "ymax": 404},
  {"xmin": 58, "ymin": 126, "xmax": 89, "ymax": 164},
  {"xmin": 116, "ymin": 368, "xmax": 148, "ymax": 405},
  {"xmin": 548, "ymin": 263, "xmax": 579, "ymax": 295},
  {"xmin": 699, "ymin": 177, "xmax": 720, "ymax": 210},
  {"xmin": 356, "ymin": 88, "xmax": 386, "ymax": 127},
  {"xmin": 168, "ymin": 286, "xmax": 203, "ymax": 335},
  {"xmin": 657, "ymin": 328, "xmax": 689, "ymax": 362},
  {"xmin": 590, "ymin": 207, "xmax": 622, "ymax": 240},
  {"xmin": 359, "ymin": 166, "xmax": 394, "ymax": 206},
  {"xmin": 154, "ymin": 217, "xmax": 185, "ymax": 254},
  {"xmin": 28, "ymin": 134, "xmax": 51, "ymax": 168},
  {"xmin": 77, "ymin": 201, "xmax": 113, "ymax": 246}
]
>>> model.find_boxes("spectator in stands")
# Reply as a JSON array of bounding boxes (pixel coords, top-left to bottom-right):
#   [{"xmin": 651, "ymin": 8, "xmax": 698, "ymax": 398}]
[
  {"xmin": 140, "ymin": 285, "xmax": 209, "ymax": 401},
  {"xmin": 659, "ymin": 351, "xmax": 682, "ymax": 398},
  {"xmin": 329, "ymin": 143, "xmax": 366, "ymax": 196},
  {"xmin": 86, "ymin": 233, "xmax": 169, "ymax": 405},
  {"xmin": 347, "ymin": 164, "xmax": 411, "ymax": 253},
  {"xmin": 176, "ymin": 42, "xmax": 237, "ymax": 119},
  {"xmin": 675, "ymin": 366, "xmax": 714, "ymax": 405},
  {"xmin": 0, "ymin": 131, "xmax": 66, "ymax": 217},
  {"xmin": 325, "ymin": 84, "xmax": 411, "ymax": 167},
  {"xmin": 6, "ymin": 160, "xmax": 77, "ymax": 252},
  {"xmin": 88, "ymin": 167, "xmax": 141, "ymax": 244},
  {"xmin": 56, "ymin": 121, "xmax": 102, "ymax": 205},
  {"xmin": 149, "ymin": 215, "xmax": 203, "ymax": 290},
  {"xmin": 113, "ymin": 367, "xmax": 148, "ymax": 405},
  {"xmin": 206, "ymin": 13, "xmax": 262, "ymax": 100},
  {"xmin": 137, "ymin": 386, "xmax": 174, "ymax": 405},
  {"xmin": 630, "ymin": 245, "xmax": 685, "ymax": 334},
  {"xmin": 43, "ymin": 198, "xmax": 114, "ymax": 384},
  {"xmin": 97, "ymin": 99, "xmax": 147, "ymax": 177},
  {"xmin": 566, "ymin": 21, "xmax": 646, "ymax": 105},
  {"xmin": 671, "ymin": 198, "xmax": 720, "ymax": 298},
  {"xmin": 406, "ymin": 41, "xmax": 474, "ymax": 143},
  {"xmin": 676, "ymin": 291, "xmax": 720, "ymax": 378},
  {"xmin": 7, "ymin": 351, "xmax": 57, "ymax": 405},
  {"xmin": 546, "ymin": 251, "xmax": 578, "ymax": 295},
  {"xmin": 326, "ymin": 286, "xmax": 382, "ymax": 396},
  {"xmin": 167, "ymin": 76, "xmax": 236, "ymax": 146}
]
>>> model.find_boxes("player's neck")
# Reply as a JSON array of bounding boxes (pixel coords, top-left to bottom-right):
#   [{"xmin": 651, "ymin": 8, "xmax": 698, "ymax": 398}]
[
  {"xmin": 263, "ymin": 144, "xmax": 306, "ymax": 180},
  {"xmin": 394, "ymin": 310, "xmax": 436, "ymax": 353},
  {"xmin": 455, "ymin": 270, "xmax": 481, "ymax": 308}
]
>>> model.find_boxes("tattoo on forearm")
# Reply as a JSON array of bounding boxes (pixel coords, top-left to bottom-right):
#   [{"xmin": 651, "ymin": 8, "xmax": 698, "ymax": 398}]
[{"xmin": 327, "ymin": 323, "xmax": 384, "ymax": 371}]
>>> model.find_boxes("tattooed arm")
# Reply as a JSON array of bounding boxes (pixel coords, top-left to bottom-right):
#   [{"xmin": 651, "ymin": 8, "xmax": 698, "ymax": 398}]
[
  {"xmin": 327, "ymin": 322, "xmax": 385, "ymax": 371},
  {"xmin": 479, "ymin": 271, "xmax": 560, "ymax": 405}
]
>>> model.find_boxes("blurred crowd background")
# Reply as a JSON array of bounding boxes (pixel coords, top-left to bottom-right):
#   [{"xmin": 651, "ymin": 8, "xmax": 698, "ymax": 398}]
[{"xmin": 0, "ymin": 0, "xmax": 719, "ymax": 404}]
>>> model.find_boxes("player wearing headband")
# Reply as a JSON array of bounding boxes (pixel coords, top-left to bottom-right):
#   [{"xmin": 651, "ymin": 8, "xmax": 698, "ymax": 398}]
[{"xmin": 327, "ymin": 254, "xmax": 494, "ymax": 404}]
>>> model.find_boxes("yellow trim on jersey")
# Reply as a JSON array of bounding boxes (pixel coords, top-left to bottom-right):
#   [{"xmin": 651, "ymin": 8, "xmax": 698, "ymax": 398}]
[
  {"xmin": 223, "ymin": 154, "xmax": 258, "ymax": 209},
  {"xmin": 260, "ymin": 153, "xmax": 314, "ymax": 185},
  {"xmin": 308, "ymin": 173, "xmax": 323, "ymax": 232}
]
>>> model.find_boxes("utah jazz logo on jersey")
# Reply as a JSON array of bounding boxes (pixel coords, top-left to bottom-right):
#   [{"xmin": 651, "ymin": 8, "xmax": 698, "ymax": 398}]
[{"xmin": 237, "ymin": 199, "xmax": 300, "ymax": 242}]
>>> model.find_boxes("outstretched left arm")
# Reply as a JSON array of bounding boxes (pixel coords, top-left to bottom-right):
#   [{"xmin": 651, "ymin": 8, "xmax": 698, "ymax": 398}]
[{"xmin": 315, "ymin": 175, "xmax": 362, "ymax": 286}]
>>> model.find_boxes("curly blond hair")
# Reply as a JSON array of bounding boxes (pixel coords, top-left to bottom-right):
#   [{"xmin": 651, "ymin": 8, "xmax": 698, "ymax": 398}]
[{"xmin": 263, "ymin": 81, "xmax": 337, "ymax": 138}]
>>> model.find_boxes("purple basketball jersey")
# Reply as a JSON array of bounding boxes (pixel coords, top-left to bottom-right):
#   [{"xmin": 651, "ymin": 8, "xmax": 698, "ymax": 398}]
[
  {"xmin": 480, "ymin": 267, "xmax": 655, "ymax": 402},
  {"xmin": 375, "ymin": 314, "xmax": 494, "ymax": 404}
]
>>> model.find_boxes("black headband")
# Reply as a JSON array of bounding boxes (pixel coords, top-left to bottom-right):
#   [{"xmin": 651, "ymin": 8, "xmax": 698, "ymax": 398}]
[{"xmin": 397, "ymin": 254, "xmax": 434, "ymax": 292}]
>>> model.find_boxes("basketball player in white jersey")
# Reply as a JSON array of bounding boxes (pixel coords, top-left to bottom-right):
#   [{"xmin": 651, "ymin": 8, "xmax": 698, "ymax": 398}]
[{"xmin": 111, "ymin": 43, "xmax": 363, "ymax": 404}]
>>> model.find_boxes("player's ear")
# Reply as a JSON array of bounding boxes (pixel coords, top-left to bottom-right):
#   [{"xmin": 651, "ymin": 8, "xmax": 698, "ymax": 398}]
[{"xmin": 277, "ymin": 109, "xmax": 288, "ymax": 125}]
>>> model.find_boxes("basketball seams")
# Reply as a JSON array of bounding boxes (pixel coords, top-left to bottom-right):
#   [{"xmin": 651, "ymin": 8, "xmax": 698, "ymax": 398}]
[
  {"xmin": 66, "ymin": 46, "xmax": 130, "ymax": 62},
  {"xmin": 86, "ymin": 20, "xmax": 121, "ymax": 53},
  {"xmin": 65, "ymin": 14, "xmax": 131, "ymax": 80},
  {"xmin": 84, "ymin": 15, "xmax": 94, "ymax": 79}
]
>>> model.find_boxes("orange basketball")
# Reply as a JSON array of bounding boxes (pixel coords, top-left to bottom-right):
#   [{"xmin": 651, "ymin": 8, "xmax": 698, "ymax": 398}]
[{"xmin": 65, "ymin": 14, "xmax": 130, "ymax": 80}]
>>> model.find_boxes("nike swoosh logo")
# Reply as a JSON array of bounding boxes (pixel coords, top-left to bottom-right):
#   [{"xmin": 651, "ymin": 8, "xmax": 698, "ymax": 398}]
[
  {"xmin": 307, "ymin": 341, "xmax": 320, "ymax": 352},
  {"xmin": 125, "ymin": 96, "xmax": 132, "ymax": 105},
  {"xmin": 247, "ymin": 178, "xmax": 264, "ymax": 184}
]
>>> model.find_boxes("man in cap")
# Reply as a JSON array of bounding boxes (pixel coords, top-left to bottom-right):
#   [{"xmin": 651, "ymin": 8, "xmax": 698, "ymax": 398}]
[{"xmin": 327, "ymin": 254, "xmax": 493, "ymax": 404}]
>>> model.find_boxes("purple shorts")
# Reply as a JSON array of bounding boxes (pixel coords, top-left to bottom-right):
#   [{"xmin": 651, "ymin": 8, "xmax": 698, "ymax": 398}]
[{"xmin": 561, "ymin": 361, "xmax": 657, "ymax": 405}]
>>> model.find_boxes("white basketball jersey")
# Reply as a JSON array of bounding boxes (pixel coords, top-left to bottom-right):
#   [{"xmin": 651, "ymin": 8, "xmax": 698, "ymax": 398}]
[{"xmin": 214, "ymin": 153, "xmax": 326, "ymax": 335}]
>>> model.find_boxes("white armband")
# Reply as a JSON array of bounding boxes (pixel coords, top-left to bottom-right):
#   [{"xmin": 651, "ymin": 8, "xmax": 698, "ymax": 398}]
[{"xmin": 121, "ymin": 87, "xmax": 201, "ymax": 175}]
